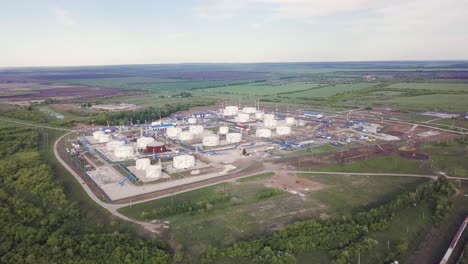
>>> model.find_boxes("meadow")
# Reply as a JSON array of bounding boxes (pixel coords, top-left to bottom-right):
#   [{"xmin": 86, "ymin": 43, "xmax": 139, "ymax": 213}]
[
  {"xmin": 198, "ymin": 82, "xmax": 324, "ymax": 95},
  {"xmin": 390, "ymin": 94, "xmax": 468, "ymax": 112},
  {"xmin": 118, "ymin": 173, "xmax": 427, "ymax": 261},
  {"xmin": 386, "ymin": 82, "xmax": 468, "ymax": 91},
  {"xmin": 284, "ymin": 82, "xmax": 378, "ymax": 98}
]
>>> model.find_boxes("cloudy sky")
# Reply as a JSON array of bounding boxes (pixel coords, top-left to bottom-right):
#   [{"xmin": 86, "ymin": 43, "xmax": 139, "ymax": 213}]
[{"xmin": 1, "ymin": 0, "xmax": 467, "ymax": 67}]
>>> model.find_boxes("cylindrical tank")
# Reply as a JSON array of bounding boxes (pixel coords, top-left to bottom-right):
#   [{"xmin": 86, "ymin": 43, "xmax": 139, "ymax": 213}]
[
  {"xmin": 264, "ymin": 119, "xmax": 277, "ymax": 128},
  {"xmin": 237, "ymin": 113, "xmax": 250, "ymax": 123},
  {"xmin": 93, "ymin": 130, "xmax": 104, "ymax": 139},
  {"xmin": 219, "ymin": 126, "xmax": 229, "ymax": 135},
  {"xmin": 98, "ymin": 134, "xmax": 111, "ymax": 143},
  {"xmin": 276, "ymin": 126, "xmax": 292, "ymax": 135},
  {"xmin": 226, "ymin": 133, "xmax": 242, "ymax": 143},
  {"xmin": 187, "ymin": 117, "xmax": 197, "ymax": 124},
  {"xmin": 173, "ymin": 155, "xmax": 196, "ymax": 169},
  {"xmin": 146, "ymin": 164, "xmax": 162, "ymax": 178},
  {"xmin": 223, "ymin": 106, "xmax": 239, "ymax": 116},
  {"xmin": 242, "ymin": 107, "xmax": 256, "ymax": 114},
  {"xmin": 114, "ymin": 146, "xmax": 134, "ymax": 158},
  {"xmin": 178, "ymin": 131, "xmax": 193, "ymax": 141},
  {"xmin": 298, "ymin": 120, "xmax": 306, "ymax": 126},
  {"xmin": 189, "ymin": 125, "xmax": 204, "ymax": 135},
  {"xmin": 136, "ymin": 158, "xmax": 151, "ymax": 170},
  {"xmin": 256, "ymin": 128, "xmax": 272, "ymax": 138},
  {"xmin": 137, "ymin": 136, "xmax": 155, "ymax": 149},
  {"xmin": 146, "ymin": 141, "xmax": 167, "ymax": 153},
  {"xmin": 285, "ymin": 117, "xmax": 295, "ymax": 125},
  {"xmin": 106, "ymin": 140, "xmax": 125, "ymax": 151},
  {"xmin": 255, "ymin": 111, "xmax": 264, "ymax": 120},
  {"xmin": 263, "ymin": 113, "xmax": 275, "ymax": 121},
  {"xmin": 202, "ymin": 135, "xmax": 219, "ymax": 146},
  {"xmin": 166, "ymin": 127, "xmax": 182, "ymax": 138}
]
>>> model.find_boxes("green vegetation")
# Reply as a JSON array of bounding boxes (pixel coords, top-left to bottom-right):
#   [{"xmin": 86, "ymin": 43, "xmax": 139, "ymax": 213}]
[
  {"xmin": 237, "ymin": 172, "xmax": 274, "ymax": 182},
  {"xmin": 204, "ymin": 178, "xmax": 454, "ymax": 264},
  {"xmin": 390, "ymin": 94, "xmax": 468, "ymax": 112},
  {"xmin": 318, "ymin": 155, "xmax": 424, "ymax": 174},
  {"xmin": 0, "ymin": 125, "xmax": 171, "ymax": 263},
  {"xmin": 386, "ymin": 82, "xmax": 468, "ymax": 91},
  {"xmin": 422, "ymin": 139, "xmax": 468, "ymax": 177},
  {"xmin": 285, "ymin": 82, "xmax": 377, "ymax": 98},
  {"xmin": 199, "ymin": 82, "xmax": 323, "ymax": 95}
]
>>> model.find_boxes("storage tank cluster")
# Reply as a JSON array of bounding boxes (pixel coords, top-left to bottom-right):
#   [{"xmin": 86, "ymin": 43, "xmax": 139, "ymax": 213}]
[
  {"xmin": 219, "ymin": 126, "xmax": 229, "ymax": 135},
  {"xmin": 256, "ymin": 128, "xmax": 272, "ymax": 138},
  {"xmin": 137, "ymin": 136, "xmax": 155, "ymax": 149},
  {"xmin": 106, "ymin": 140, "xmax": 125, "ymax": 151},
  {"xmin": 242, "ymin": 107, "xmax": 257, "ymax": 114},
  {"xmin": 187, "ymin": 117, "xmax": 197, "ymax": 124},
  {"xmin": 285, "ymin": 117, "xmax": 295, "ymax": 126},
  {"xmin": 166, "ymin": 127, "xmax": 182, "ymax": 138},
  {"xmin": 189, "ymin": 125, "xmax": 204, "ymax": 135},
  {"xmin": 236, "ymin": 113, "xmax": 250, "ymax": 123},
  {"xmin": 276, "ymin": 126, "xmax": 292, "ymax": 135},
  {"xmin": 202, "ymin": 135, "xmax": 220, "ymax": 146},
  {"xmin": 173, "ymin": 155, "xmax": 196, "ymax": 169},
  {"xmin": 255, "ymin": 111, "xmax": 264, "ymax": 120},
  {"xmin": 135, "ymin": 158, "xmax": 162, "ymax": 179},
  {"xmin": 178, "ymin": 131, "xmax": 193, "ymax": 141},
  {"xmin": 223, "ymin": 106, "xmax": 239, "ymax": 116},
  {"xmin": 226, "ymin": 133, "xmax": 242, "ymax": 143},
  {"xmin": 114, "ymin": 146, "xmax": 134, "ymax": 159}
]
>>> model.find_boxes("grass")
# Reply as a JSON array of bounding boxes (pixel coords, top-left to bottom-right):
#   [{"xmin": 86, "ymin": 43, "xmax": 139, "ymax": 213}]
[
  {"xmin": 285, "ymin": 82, "xmax": 377, "ymax": 98},
  {"xmin": 422, "ymin": 139, "xmax": 468, "ymax": 177},
  {"xmin": 386, "ymin": 82, "xmax": 468, "ymax": 91},
  {"xmin": 236, "ymin": 172, "xmax": 274, "ymax": 182},
  {"xmin": 119, "ymin": 173, "xmax": 429, "ymax": 262},
  {"xmin": 390, "ymin": 94, "xmax": 468, "ymax": 112},
  {"xmin": 317, "ymin": 155, "xmax": 425, "ymax": 174},
  {"xmin": 199, "ymin": 82, "xmax": 323, "ymax": 95}
]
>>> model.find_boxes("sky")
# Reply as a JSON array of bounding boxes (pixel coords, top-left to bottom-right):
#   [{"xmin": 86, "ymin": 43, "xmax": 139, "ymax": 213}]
[{"xmin": 1, "ymin": 0, "xmax": 468, "ymax": 67}]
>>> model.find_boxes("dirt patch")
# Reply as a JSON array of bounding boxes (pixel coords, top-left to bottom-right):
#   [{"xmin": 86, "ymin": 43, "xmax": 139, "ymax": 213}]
[{"xmin": 262, "ymin": 173, "xmax": 324, "ymax": 195}]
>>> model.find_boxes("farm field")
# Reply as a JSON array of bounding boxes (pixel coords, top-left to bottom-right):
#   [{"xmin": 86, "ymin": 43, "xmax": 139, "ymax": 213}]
[
  {"xmin": 386, "ymin": 82, "xmax": 468, "ymax": 91},
  {"xmin": 284, "ymin": 82, "xmax": 378, "ymax": 98},
  {"xmin": 118, "ymin": 173, "xmax": 428, "ymax": 261},
  {"xmin": 198, "ymin": 82, "xmax": 324, "ymax": 95},
  {"xmin": 390, "ymin": 94, "xmax": 468, "ymax": 112},
  {"xmin": 59, "ymin": 77, "xmax": 269, "ymax": 91}
]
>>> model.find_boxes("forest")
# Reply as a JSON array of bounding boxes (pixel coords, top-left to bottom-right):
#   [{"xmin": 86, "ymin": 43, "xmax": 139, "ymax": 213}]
[{"xmin": 0, "ymin": 126, "xmax": 171, "ymax": 264}]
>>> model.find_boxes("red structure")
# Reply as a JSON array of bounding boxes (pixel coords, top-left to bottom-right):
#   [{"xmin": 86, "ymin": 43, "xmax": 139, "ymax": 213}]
[{"xmin": 146, "ymin": 142, "xmax": 167, "ymax": 153}]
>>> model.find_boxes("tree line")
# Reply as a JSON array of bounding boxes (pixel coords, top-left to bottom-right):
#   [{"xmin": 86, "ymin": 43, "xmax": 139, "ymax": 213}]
[{"xmin": 0, "ymin": 126, "xmax": 171, "ymax": 263}]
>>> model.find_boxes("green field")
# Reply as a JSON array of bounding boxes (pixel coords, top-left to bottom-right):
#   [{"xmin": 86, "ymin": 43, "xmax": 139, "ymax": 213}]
[
  {"xmin": 119, "ymin": 174, "xmax": 427, "ymax": 261},
  {"xmin": 285, "ymin": 82, "xmax": 377, "ymax": 98},
  {"xmin": 60, "ymin": 77, "xmax": 267, "ymax": 91},
  {"xmin": 422, "ymin": 139, "xmax": 468, "ymax": 177},
  {"xmin": 199, "ymin": 82, "xmax": 323, "ymax": 95},
  {"xmin": 390, "ymin": 94, "xmax": 468, "ymax": 111},
  {"xmin": 386, "ymin": 82, "xmax": 468, "ymax": 91}
]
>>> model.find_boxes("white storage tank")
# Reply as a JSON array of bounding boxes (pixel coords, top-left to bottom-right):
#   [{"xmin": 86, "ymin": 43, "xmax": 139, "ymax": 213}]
[
  {"xmin": 146, "ymin": 164, "xmax": 162, "ymax": 178},
  {"xmin": 255, "ymin": 111, "xmax": 264, "ymax": 120},
  {"xmin": 256, "ymin": 128, "xmax": 272, "ymax": 138},
  {"xmin": 173, "ymin": 155, "xmax": 196, "ymax": 169},
  {"xmin": 226, "ymin": 133, "xmax": 242, "ymax": 143},
  {"xmin": 114, "ymin": 146, "xmax": 134, "ymax": 158},
  {"xmin": 178, "ymin": 131, "xmax": 193, "ymax": 141},
  {"xmin": 242, "ymin": 107, "xmax": 256, "ymax": 114},
  {"xmin": 187, "ymin": 117, "xmax": 197, "ymax": 124},
  {"xmin": 264, "ymin": 119, "xmax": 277, "ymax": 128},
  {"xmin": 93, "ymin": 130, "xmax": 104, "ymax": 139},
  {"xmin": 189, "ymin": 125, "xmax": 204, "ymax": 135},
  {"xmin": 106, "ymin": 140, "xmax": 125, "ymax": 151},
  {"xmin": 137, "ymin": 136, "xmax": 155, "ymax": 149},
  {"xmin": 298, "ymin": 120, "xmax": 306, "ymax": 126},
  {"xmin": 263, "ymin": 113, "xmax": 275, "ymax": 121},
  {"xmin": 136, "ymin": 158, "xmax": 151, "ymax": 170},
  {"xmin": 276, "ymin": 126, "xmax": 292, "ymax": 135},
  {"xmin": 219, "ymin": 126, "xmax": 229, "ymax": 135},
  {"xmin": 166, "ymin": 127, "xmax": 182, "ymax": 138},
  {"xmin": 98, "ymin": 134, "xmax": 111, "ymax": 143},
  {"xmin": 223, "ymin": 106, "xmax": 239, "ymax": 116},
  {"xmin": 237, "ymin": 113, "xmax": 250, "ymax": 123},
  {"xmin": 203, "ymin": 135, "xmax": 220, "ymax": 146},
  {"xmin": 285, "ymin": 117, "xmax": 295, "ymax": 125}
]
